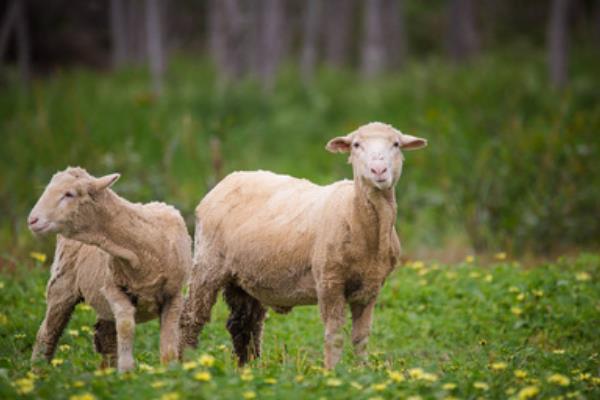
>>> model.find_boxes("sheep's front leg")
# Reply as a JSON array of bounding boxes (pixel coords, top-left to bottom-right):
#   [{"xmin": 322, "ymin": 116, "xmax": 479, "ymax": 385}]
[
  {"xmin": 318, "ymin": 282, "xmax": 346, "ymax": 369},
  {"xmin": 31, "ymin": 277, "xmax": 80, "ymax": 364},
  {"xmin": 101, "ymin": 285, "xmax": 136, "ymax": 372},
  {"xmin": 350, "ymin": 298, "xmax": 377, "ymax": 362},
  {"xmin": 159, "ymin": 293, "xmax": 184, "ymax": 364}
]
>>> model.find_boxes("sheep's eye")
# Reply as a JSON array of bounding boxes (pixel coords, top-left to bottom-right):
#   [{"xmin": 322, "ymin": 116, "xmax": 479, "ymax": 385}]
[
  {"xmin": 353, "ymin": 142, "xmax": 360, "ymax": 149},
  {"xmin": 64, "ymin": 191, "xmax": 75, "ymax": 198},
  {"xmin": 393, "ymin": 142, "xmax": 400, "ymax": 148}
]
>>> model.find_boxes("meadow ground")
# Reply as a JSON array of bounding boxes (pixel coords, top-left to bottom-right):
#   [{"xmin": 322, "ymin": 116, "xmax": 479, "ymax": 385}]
[{"xmin": 0, "ymin": 252, "xmax": 598, "ymax": 399}]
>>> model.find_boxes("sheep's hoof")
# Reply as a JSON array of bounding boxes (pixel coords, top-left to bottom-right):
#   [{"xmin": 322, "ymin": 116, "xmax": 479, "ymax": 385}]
[{"xmin": 118, "ymin": 357, "xmax": 135, "ymax": 373}]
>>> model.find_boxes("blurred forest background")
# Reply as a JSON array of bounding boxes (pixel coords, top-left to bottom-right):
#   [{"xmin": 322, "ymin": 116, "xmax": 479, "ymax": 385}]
[{"xmin": 0, "ymin": 0, "xmax": 599, "ymax": 261}]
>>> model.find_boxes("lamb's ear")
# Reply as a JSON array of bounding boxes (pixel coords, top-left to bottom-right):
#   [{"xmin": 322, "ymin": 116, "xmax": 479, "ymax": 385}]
[
  {"xmin": 400, "ymin": 134, "xmax": 427, "ymax": 151},
  {"xmin": 326, "ymin": 134, "xmax": 353, "ymax": 153},
  {"xmin": 91, "ymin": 173, "xmax": 120, "ymax": 192}
]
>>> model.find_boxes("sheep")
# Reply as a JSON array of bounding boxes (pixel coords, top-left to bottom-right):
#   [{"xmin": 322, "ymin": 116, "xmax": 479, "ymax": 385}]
[
  {"xmin": 180, "ymin": 122, "xmax": 427, "ymax": 368},
  {"xmin": 27, "ymin": 167, "xmax": 192, "ymax": 372}
]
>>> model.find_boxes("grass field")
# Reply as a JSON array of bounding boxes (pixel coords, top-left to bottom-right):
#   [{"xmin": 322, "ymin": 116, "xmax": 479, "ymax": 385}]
[{"xmin": 0, "ymin": 252, "xmax": 598, "ymax": 399}]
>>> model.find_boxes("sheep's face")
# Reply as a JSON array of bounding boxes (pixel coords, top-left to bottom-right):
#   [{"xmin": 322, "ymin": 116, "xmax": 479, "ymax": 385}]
[
  {"xmin": 326, "ymin": 122, "xmax": 427, "ymax": 190},
  {"xmin": 28, "ymin": 167, "xmax": 120, "ymax": 236}
]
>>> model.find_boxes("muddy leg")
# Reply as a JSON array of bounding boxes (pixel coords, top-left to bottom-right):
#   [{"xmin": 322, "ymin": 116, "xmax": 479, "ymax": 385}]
[
  {"xmin": 94, "ymin": 319, "xmax": 117, "ymax": 368},
  {"xmin": 160, "ymin": 293, "xmax": 184, "ymax": 364},
  {"xmin": 350, "ymin": 298, "xmax": 377, "ymax": 362}
]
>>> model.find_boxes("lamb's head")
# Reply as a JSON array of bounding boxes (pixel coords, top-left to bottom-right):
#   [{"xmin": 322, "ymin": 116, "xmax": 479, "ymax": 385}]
[
  {"xmin": 326, "ymin": 122, "xmax": 427, "ymax": 190},
  {"xmin": 28, "ymin": 167, "xmax": 120, "ymax": 236}
]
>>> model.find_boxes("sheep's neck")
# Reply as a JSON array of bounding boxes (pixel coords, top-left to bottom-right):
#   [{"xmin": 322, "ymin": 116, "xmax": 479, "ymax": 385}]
[
  {"xmin": 353, "ymin": 176, "xmax": 397, "ymax": 259},
  {"xmin": 71, "ymin": 190, "xmax": 154, "ymax": 271}
]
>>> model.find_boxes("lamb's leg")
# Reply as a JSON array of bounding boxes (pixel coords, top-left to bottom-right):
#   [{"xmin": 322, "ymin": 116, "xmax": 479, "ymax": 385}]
[
  {"xmin": 350, "ymin": 298, "xmax": 377, "ymax": 362},
  {"xmin": 31, "ymin": 277, "xmax": 80, "ymax": 363},
  {"xmin": 94, "ymin": 319, "xmax": 117, "ymax": 369},
  {"xmin": 180, "ymin": 270, "xmax": 225, "ymax": 352},
  {"xmin": 223, "ymin": 283, "xmax": 267, "ymax": 366},
  {"xmin": 101, "ymin": 284, "xmax": 136, "ymax": 372},
  {"xmin": 318, "ymin": 283, "xmax": 346, "ymax": 369},
  {"xmin": 159, "ymin": 293, "xmax": 184, "ymax": 365}
]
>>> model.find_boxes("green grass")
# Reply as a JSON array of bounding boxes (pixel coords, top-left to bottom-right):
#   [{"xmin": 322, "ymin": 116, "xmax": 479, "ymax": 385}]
[
  {"xmin": 1, "ymin": 48, "xmax": 599, "ymax": 257},
  {"xmin": 1, "ymin": 253, "xmax": 599, "ymax": 399}
]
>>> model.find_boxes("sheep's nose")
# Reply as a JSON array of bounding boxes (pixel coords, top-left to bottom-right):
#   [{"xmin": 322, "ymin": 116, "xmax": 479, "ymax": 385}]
[
  {"xmin": 28, "ymin": 216, "xmax": 39, "ymax": 226},
  {"xmin": 370, "ymin": 166, "xmax": 388, "ymax": 176}
]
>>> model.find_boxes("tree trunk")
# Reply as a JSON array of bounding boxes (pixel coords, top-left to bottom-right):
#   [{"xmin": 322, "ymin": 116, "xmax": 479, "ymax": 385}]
[
  {"xmin": 110, "ymin": 0, "xmax": 127, "ymax": 68},
  {"xmin": 300, "ymin": 0, "xmax": 321, "ymax": 83},
  {"xmin": 0, "ymin": 0, "xmax": 19, "ymax": 62},
  {"xmin": 257, "ymin": 0, "xmax": 286, "ymax": 90},
  {"xmin": 145, "ymin": 0, "xmax": 165, "ymax": 95},
  {"xmin": 324, "ymin": 0, "xmax": 355, "ymax": 67},
  {"xmin": 547, "ymin": 0, "xmax": 569, "ymax": 88},
  {"xmin": 361, "ymin": 0, "xmax": 386, "ymax": 77},
  {"xmin": 126, "ymin": 0, "xmax": 147, "ymax": 64},
  {"xmin": 383, "ymin": 0, "xmax": 406, "ymax": 69},
  {"xmin": 15, "ymin": 0, "xmax": 30, "ymax": 86},
  {"xmin": 447, "ymin": 0, "xmax": 479, "ymax": 61}
]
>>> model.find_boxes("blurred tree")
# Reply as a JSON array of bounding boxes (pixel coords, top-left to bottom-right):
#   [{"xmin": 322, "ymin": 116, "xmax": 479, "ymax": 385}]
[
  {"xmin": 324, "ymin": 0, "xmax": 355, "ymax": 67},
  {"xmin": 447, "ymin": 0, "xmax": 479, "ymax": 61},
  {"xmin": 361, "ymin": 0, "xmax": 386, "ymax": 77},
  {"xmin": 109, "ymin": 0, "xmax": 127, "ymax": 68},
  {"xmin": 383, "ymin": 0, "xmax": 406, "ymax": 69},
  {"xmin": 256, "ymin": 0, "xmax": 287, "ymax": 90},
  {"xmin": 145, "ymin": 0, "xmax": 165, "ymax": 95},
  {"xmin": 209, "ymin": 0, "xmax": 246, "ymax": 81},
  {"xmin": 547, "ymin": 0, "xmax": 570, "ymax": 88},
  {"xmin": 0, "ymin": 0, "xmax": 31, "ymax": 87},
  {"xmin": 300, "ymin": 0, "xmax": 321, "ymax": 83}
]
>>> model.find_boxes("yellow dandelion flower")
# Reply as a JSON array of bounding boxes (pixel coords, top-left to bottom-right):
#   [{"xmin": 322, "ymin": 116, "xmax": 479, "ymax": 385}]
[
  {"xmin": 548, "ymin": 374, "xmax": 570, "ymax": 386},
  {"xmin": 532, "ymin": 289, "xmax": 544, "ymax": 297},
  {"xmin": 151, "ymin": 381, "xmax": 167, "ymax": 388},
  {"xmin": 514, "ymin": 369, "xmax": 528, "ymax": 379},
  {"xmin": 517, "ymin": 293, "xmax": 525, "ymax": 301},
  {"xmin": 406, "ymin": 396, "xmax": 422, "ymax": 400},
  {"xmin": 508, "ymin": 286, "xmax": 520, "ymax": 293},
  {"xmin": 350, "ymin": 381, "xmax": 363, "ymax": 390},
  {"xmin": 484, "ymin": 274, "xmax": 493, "ymax": 282},
  {"xmin": 552, "ymin": 349, "xmax": 565, "ymax": 354},
  {"xmin": 0, "ymin": 281, "xmax": 4, "ymax": 289},
  {"xmin": 422, "ymin": 372, "xmax": 438, "ymax": 382},
  {"xmin": 490, "ymin": 361, "xmax": 508, "ymax": 371},
  {"xmin": 517, "ymin": 385, "xmax": 540, "ymax": 400},
  {"xmin": 152, "ymin": 366, "xmax": 166, "ymax": 375},
  {"xmin": 592, "ymin": 377, "xmax": 600, "ymax": 385},
  {"xmin": 14, "ymin": 333, "xmax": 26, "ymax": 339},
  {"xmin": 465, "ymin": 255, "xmax": 474, "ymax": 263},
  {"xmin": 566, "ymin": 391, "xmax": 580, "ymax": 398},
  {"xmin": 469, "ymin": 271, "xmax": 481, "ymax": 279},
  {"xmin": 511, "ymin": 306, "xmax": 523, "ymax": 316},
  {"xmin": 295, "ymin": 375, "xmax": 304, "ymax": 383},
  {"xmin": 14, "ymin": 378, "xmax": 35, "ymax": 395},
  {"xmin": 30, "ymin": 252, "xmax": 47, "ymax": 263},
  {"xmin": 51, "ymin": 358, "xmax": 64, "ymax": 367},
  {"xmin": 68, "ymin": 329, "xmax": 79, "ymax": 337},
  {"xmin": 242, "ymin": 391, "xmax": 256, "ymax": 400},
  {"xmin": 264, "ymin": 378, "xmax": 277, "ymax": 384},
  {"xmin": 93, "ymin": 367, "xmax": 115, "ymax": 376},
  {"xmin": 161, "ymin": 392, "xmax": 180, "ymax": 400},
  {"xmin": 0, "ymin": 313, "xmax": 8, "ymax": 325},
  {"xmin": 79, "ymin": 304, "xmax": 92, "ymax": 311},
  {"xmin": 408, "ymin": 368, "xmax": 424, "ymax": 379},
  {"xmin": 577, "ymin": 372, "xmax": 591, "ymax": 381},
  {"xmin": 473, "ymin": 381, "xmax": 489, "ymax": 390},
  {"xmin": 388, "ymin": 370, "xmax": 405, "ymax": 383},
  {"xmin": 442, "ymin": 383, "xmax": 457, "ymax": 390},
  {"xmin": 506, "ymin": 387, "xmax": 516, "ymax": 395},
  {"xmin": 72, "ymin": 381, "xmax": 85, "ymax": 388},
  {"xmin": 371, "ymin": 382, "xmax": 387, "ymax": 392},
  {"xmin": 410, "ymin": 260, "xmax": 425, "ymax": 270},
  {"xmin": 182, "ymin": 361, "xmax": 198, "ymax": 370},
  {"xmin": 59, "ymin": 344, "xmax": 71, "ymax": 352},
  {"xmin": 217, "ymin": 344, "xmax": 227, "ymax": 351},
  {"xmin": 194, "ymin": 371, "xmax": 212, "ymax": 382},
  {"xmin": 494, "ymin": 252, "xmax": 507, "ymax": 260},
  {"xmin": 198, "ymin": 354, "xmax": 215, "ymax": 367},
  {"xmin": 80, "ymin": 325, "xmax": 92, "ymax": 334},
  {"xmin": 69, "ymin": 393, "xmax": 95, "ymax": 400},
  {"xmin": 445, "ymin": 271, "xmax": 457, "ymax": 280},
  {"xmin": 326, "ymin": 378, "xmax": 343, "ymax": 387},
  {"xmin": 575, "ymin": 272, "xmax": 591, "ymax": 282}
]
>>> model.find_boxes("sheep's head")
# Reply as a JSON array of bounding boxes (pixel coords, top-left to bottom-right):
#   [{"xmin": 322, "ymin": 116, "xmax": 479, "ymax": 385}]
[
  {"xmin": 326, "ymin": 122, "xmax": 427, "ymax": 190},
  {"xmin": 28, "ymin": 167, "xmax": 120, "ymax": 236}
]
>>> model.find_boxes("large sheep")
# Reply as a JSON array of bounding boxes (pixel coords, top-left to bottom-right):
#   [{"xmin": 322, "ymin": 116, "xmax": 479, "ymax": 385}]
[
  {"xmin": 180, "ymin": 122, "xmax": 427, "ymax": 368},
  {"xmin": 28, "ymin": 167, "xmax": 192, "ymax": 372}
]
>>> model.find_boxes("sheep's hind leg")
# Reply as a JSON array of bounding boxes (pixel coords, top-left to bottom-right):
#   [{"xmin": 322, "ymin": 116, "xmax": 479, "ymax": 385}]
[
  {"xmin": 31, "ymin": 276, "xmax": 81, "ymax": 364},
  {"xmin": 101, "ymin": 284, "xmax": 136, "ymax": 372},
  {"xmin": 159, "ymin": 293, "xmax": 184, "ymax": 364},
  {"xmin": 94, "ymin": 319, "xmax": 117, "ymax": 368},
  {"xmin": 223, "ymin": 283, "xmax": 267, "ymax": 366}
]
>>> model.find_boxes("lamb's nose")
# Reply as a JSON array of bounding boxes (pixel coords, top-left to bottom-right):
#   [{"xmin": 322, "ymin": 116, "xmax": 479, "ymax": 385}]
[
  {"xmin": 370, "ymin": 167, "xmax": 388, "ymax": 176},
  {"xmin": 28, "ymin": 216, "xmax": 39, "ymax": 226}
]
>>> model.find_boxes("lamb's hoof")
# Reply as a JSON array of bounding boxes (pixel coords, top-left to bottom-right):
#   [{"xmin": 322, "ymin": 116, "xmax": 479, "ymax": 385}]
[{"xmin": 118, "ymin": 357, "xmax": 135, "ymax": 373}]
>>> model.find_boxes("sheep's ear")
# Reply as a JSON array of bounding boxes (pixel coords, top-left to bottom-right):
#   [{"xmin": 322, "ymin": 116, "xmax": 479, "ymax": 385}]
[
  {"xmin": 400, "ymin": 134, "xmax": 427, "ymax": 151},
  {"xmin": 326, "ymin": 135, "xmax": 353, "ymax": 153},
  {"xmin": 91, "ymin": 173, "xmax": 120, "ymax": 192}
]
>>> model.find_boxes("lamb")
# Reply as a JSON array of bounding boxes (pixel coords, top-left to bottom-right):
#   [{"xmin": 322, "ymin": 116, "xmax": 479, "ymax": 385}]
[
  {"xmin": 180, "ymin": 122, "xmax": 427, "ymax": 368},
  {"xmin": 27, "ymin": 167, "xmax": 192, "ymax": 372}
]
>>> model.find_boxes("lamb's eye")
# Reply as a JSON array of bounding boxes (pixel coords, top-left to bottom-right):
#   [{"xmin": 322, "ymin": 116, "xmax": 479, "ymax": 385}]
[
  {"xmin": 353, "ymin": 142, "xmax": 360, "ymax": 149},
  {"xmin": 64, "ymin": 191, "xmax": 75, "ymax": 198},
  {"xmin": 393, "ymin": 142, "xmax": 400, "ymax": 148}
]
